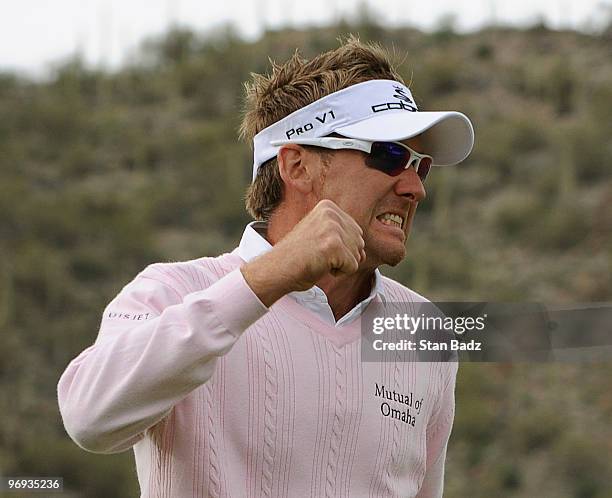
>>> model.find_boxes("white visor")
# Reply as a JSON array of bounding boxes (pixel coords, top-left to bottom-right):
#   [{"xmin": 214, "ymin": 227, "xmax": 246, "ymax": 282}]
[{"xmin": 252, "ymin": 79, "xmax": 474, "ymax": 181}]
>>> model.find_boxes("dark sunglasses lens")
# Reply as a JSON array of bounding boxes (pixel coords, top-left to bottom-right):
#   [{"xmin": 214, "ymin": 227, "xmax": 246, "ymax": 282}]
[{"xmin": 366, "ymin": 142, "xmax": 410, "ymax": 176}]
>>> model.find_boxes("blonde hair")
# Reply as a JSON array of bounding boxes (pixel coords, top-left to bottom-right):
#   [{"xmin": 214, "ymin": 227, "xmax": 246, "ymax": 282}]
[{"xmin": 240, "ymin": 36, "xmax": 405, "ymax": 220}]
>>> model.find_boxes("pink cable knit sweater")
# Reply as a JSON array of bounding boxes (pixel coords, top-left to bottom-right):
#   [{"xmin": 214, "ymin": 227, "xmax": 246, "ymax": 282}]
[{"xmin": 58, "ymin": 249, "xmax": 457, "ymax": 497}]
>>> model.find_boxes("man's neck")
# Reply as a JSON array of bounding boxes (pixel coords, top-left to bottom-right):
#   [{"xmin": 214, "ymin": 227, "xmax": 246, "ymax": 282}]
[{"xmin": 316, "ymin": 270, "xmax": 375, "ymax": 321}]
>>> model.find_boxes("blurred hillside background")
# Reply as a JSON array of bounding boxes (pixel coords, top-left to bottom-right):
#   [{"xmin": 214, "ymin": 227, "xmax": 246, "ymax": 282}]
[{"xmin": 1, "ymin": 6, "xmax": 612, "ymax": 498}]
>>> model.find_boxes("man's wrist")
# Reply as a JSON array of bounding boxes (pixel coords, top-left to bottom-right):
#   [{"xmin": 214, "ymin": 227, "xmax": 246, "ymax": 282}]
[{"xmin": 240, "ymin": 252, "xmax": 297, "ymax": 307}]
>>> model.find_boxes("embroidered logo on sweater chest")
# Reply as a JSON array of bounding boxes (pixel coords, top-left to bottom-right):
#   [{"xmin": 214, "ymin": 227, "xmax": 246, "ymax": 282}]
[{"xmin": 374, "ymin": 383, "xmax": 424, "ymax": 427}]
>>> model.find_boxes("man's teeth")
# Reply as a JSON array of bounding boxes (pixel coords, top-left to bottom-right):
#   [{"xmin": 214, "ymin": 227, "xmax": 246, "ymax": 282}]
[{"xmin": 379, "ymin": 213, "xmax": 403, "ymax": 228}]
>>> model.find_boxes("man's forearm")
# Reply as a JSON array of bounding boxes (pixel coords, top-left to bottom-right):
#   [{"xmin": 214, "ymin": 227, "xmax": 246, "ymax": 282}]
[{"xmin": 58, "ymin": 268, "xmax": 267, "ymax": 454}]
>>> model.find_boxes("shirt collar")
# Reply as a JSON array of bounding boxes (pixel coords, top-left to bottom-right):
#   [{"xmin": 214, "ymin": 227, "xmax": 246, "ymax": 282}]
[
  {"xmin": 238, "ymin": 221, "xmax": 272, "ymax": 263},
  {"xmin": 237, "ymin": 221, "xmax": 386, "ymax": 326}
]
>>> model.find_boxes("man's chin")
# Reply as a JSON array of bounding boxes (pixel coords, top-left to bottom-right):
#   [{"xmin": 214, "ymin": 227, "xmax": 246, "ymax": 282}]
[
  {"xmin": 369, "ymin": 243, "xmax": 406, "ymax": 267},
  {"xmin": 382, "ymin": 251, "xmax": 405, "ymax": 267}
]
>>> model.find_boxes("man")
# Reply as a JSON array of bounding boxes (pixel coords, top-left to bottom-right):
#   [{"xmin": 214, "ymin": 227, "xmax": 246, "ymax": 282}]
[{"xmin": 58, "ymin": 37, "xmax": 473, "ymax": 497}]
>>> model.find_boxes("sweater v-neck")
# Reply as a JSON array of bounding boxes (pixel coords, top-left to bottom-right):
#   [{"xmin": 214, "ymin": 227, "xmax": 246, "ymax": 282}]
[
  {"xmin": 273, "ymin": 292, "xmax": 375, "ymax": 348},
  {"xmin": 218, "ymin": 250, "xmax": 380, "ymax": 349}
]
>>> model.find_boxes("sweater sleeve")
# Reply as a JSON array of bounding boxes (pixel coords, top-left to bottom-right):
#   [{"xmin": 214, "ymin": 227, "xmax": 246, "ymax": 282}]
[
  {"xmin": 415, "ymin": 360, "xmax": 458, "ymax": 498},
  {"xmin": 57, "ymin": 267, "xmax": 268, "ymax": 454}
]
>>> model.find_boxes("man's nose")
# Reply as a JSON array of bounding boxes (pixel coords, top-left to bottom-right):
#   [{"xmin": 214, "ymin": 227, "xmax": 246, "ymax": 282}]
[{"xmin": 394, "ymin": 166, "xmax": 426, "ymax": 202}]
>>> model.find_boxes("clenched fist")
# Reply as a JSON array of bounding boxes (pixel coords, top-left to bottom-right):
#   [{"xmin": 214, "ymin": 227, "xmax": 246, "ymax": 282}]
[{"xmin": 241, "ymin": 200, "xmax": 366, "ymax": 307}]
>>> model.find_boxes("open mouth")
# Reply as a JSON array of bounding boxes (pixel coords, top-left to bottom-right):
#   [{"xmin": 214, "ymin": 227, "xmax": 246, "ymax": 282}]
[{"xmin": 376, "ymin": 212, "xmax": 404, "ymax": 230}]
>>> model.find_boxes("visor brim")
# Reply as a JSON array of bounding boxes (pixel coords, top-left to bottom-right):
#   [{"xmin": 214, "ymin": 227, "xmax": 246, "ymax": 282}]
[{"xmin": 334, "ymin": 111, "xmax": 474, "ymax": 166}]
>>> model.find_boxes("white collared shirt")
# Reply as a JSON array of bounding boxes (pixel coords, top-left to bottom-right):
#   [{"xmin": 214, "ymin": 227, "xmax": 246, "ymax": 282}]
[{"xmin": 237, "ymin": 221, "xmax": 386, "ymax": 327}]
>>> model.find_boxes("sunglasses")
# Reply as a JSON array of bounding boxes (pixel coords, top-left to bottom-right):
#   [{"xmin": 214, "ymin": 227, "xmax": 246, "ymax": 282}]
[{"xmin": 270, "ymin": 137, "xmax": 433, "ymax": 182}]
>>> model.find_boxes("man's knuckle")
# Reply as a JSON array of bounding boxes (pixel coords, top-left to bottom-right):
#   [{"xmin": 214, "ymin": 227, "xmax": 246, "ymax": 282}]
[
  {"xmin": 321, "ymin": 217, "xmax": 339, "ymax": 233},
  {"xmin": 317, "ymin": 199, "xmax": 335, "ymax": 211},
  {"xmin": 322, "ymin": 233, "xmax": 342, "ymax": 252},
  {"xmin": 320, "ymin": 237, "xmax": 334, "ymax": 254}
]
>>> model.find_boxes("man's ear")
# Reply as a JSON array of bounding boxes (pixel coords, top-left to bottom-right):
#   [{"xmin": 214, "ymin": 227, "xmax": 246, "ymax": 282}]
[{"xmin": 277, "ymin": 145, "xmax": 314, "ymax": 195}]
